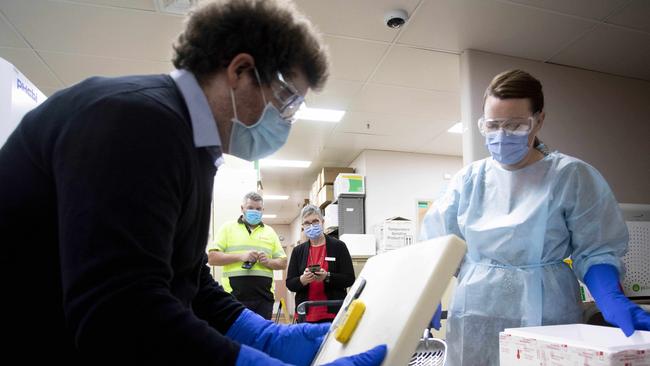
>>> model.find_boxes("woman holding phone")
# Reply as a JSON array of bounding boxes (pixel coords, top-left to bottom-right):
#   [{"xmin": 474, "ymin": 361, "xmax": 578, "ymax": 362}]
[{"xmin": 286, "ymin": 204, "xmax": 355, "ymax": 323}]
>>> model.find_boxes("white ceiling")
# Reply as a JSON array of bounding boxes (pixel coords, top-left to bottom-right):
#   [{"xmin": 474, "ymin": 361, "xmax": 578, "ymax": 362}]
[{"xmin": 1, "ymin": 0, "xmax": 649, "ymax": 224}]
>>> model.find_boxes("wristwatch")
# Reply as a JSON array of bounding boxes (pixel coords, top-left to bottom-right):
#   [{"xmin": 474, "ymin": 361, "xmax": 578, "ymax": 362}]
[{"xmin": 325, "ymin": 271, "xmax": 331, "ymax": 283}]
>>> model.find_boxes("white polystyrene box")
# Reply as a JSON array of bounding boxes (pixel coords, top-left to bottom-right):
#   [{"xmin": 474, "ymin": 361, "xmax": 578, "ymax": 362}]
[
  {"xmin": 324, "ymin": 203, "xmax": 339, "ymax": 228},
  {"xmin": 500, "ymin": 324, "xmax": 650, "ymax": 366},
  {"xmin": 339, "ymin": 234, "xmax": 376, "ymax": 257}
]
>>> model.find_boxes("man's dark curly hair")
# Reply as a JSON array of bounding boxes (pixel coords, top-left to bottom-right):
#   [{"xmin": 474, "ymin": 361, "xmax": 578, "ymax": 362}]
[{"xmin": 172, "ymin": 0, "xmax": 329, "ymax": 90}]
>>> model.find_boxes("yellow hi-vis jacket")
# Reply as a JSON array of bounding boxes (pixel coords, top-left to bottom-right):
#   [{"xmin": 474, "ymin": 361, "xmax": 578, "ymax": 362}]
[{"xmin": 208, "ymin": 217, "xmax": 286, "ymax": 293}]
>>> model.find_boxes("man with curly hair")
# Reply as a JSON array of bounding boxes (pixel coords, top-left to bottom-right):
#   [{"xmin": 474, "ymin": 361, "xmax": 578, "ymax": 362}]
[{"xmin": 0, "ymin": 1, "xmax": 385, "ymax": 365}]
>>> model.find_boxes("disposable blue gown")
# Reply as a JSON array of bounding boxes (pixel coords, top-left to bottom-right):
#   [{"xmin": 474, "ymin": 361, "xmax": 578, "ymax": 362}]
[{"xmin": 422, "ymin": 152, "xmax": 628, "ymax": 366}]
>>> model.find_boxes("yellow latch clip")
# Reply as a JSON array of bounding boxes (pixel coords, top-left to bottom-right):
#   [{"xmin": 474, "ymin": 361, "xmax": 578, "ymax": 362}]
[{"xmin": 334, "ymin": 299, "xmax": 365, "ymax": 343}]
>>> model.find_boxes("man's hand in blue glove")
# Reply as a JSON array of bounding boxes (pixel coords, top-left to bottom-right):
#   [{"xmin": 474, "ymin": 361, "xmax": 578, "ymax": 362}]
[
  {"xmin": 584, "ymin": 264, "xmax": 650, "ymax": 336},
  {"xmin": 227, "ymin": 309, "xmax": 386, "ymax": 366},
  {"xmin": 236, "ymin": 344, "xmax": 387, "ymax": 366},
  {"xmin": 429, "ymin": 303, "xmax": 442, "ymax": 331}
]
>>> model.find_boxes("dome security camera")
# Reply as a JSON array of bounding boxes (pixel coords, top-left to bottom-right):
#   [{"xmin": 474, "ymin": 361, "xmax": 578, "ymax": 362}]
[{"xmin": 384, "ymin": 9, "xmax": 408, "ymax": 29}]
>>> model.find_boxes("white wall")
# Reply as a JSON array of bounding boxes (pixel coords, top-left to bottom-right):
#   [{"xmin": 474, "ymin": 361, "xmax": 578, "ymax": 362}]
[
  {"xmin": 269, "ymin": 224, "xmax": 291, "ymax": 248},
  {"xmin": 289, "ymin": 214, "xmax": 304, "ymax": 247},
  {"xmin": 210, "ymin": 155, "xmax": 257, "ymax": 244},
  {"xmin": 461, "ymin": 49, "xmax": 650, "ymax": 204},
  {"xmin": 349, "ymin": 150, "xmax": 463, "ymax": 235}
]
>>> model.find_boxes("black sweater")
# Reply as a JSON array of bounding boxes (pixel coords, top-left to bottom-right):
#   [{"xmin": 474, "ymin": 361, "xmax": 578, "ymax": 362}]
[
  {"xmin": 286, "ymin": 236, "xmax": 355, "ymax": 315},
  {"xmin": 0, "ymin": 75, "xmax": 244, "ymax": 365}
]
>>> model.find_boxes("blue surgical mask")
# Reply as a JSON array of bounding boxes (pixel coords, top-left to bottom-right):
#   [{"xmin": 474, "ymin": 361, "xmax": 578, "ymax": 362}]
[
  {"xmin": 485, "ymin": 131, "xmax": 530, "ymax": 165},
  {"xmin": 228, "ymin": 73, "xmax": 291, "ymax": 161},
  {"xmin": 244, "ymin": 209, "xmax": 262, "ymax": 225},
  {"xmin": 304, "ymin": 224, "xmax": 323, "ymax": 240}
]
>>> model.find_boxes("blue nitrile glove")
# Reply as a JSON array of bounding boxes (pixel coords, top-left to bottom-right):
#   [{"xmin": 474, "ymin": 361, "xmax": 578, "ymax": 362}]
[
  {"xmin": 226, "ymin": 308, "xmax": 327, "ymax": 365},
  {"xmin": 429, "ymin": 303, "xmax": 442, "ymax": 330},
  {"xmin": 235, "ymin": 343, "xmax": 387, "ymax": 366},
  {"xmin": 584, "ymin": 264, "xmax": 650, "ymax": 336}
]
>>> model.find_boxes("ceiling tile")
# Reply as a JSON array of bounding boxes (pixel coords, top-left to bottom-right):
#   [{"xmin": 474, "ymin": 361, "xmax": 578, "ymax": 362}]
[
  {"xmin": 606, "ymin": 0, "xmax": 650, "ymax": 33},
  {"xmin": 0, "ymin": 47, "xmax": 62, "ymax": 88},
  {"xmin": 294, "ymin": 0, "xmax": 420, "ymax": 42},
  {"xmin": 305, "ymin": 78, "xmax": 364, "ymax": 110},
  {"xmin": 549, "ymin": 23, "xmax": 650, "ymax": 81},
  {"xmin": 371, "ymin": 46, "xmax": 459, "ymax": 91},
  {"xmin": 348, "ymin": 83, "xmax": 460, "ymax": 121},
  {"xmin": 507, "ymin": 0, "xmax": 629, "ymax": 20},
  {"xmin": 317, "ymin": 146, "xmax": 361, "ymax": 166},
  {"xmin": 0, "ymin": 13, "xmax": 27, "ymax": 48},
  {"xmin": 324, "ymin": 130, "xmax": 432, "ymax": 153},
  {"xmin": 324, "ymin": 36, "xmax": 388, "ymax": 82},
  {"xmin": 38, "ymin": 51, "xmax": 172, "ymax": 86},
  {"xmin": 334, "ymin": 111, "xmax": 454, "ymax": 142},
  {"xmin": 415, "ymin": 132, "xmax": 463, "ymax": 156},
  {"xmin": 68, "ymin": 0, "xmax": 157, "ymax": 11},
  {"xmin": 398, "ymin": 0, "xmax": 596, "ymax": 60},
  {"xmin": 265, "ymin": 120, "xmax": 338, "ymax": 163},
  {"xmin": 1, "ymin": 0, "xmax": 183, "ymax": 61}
]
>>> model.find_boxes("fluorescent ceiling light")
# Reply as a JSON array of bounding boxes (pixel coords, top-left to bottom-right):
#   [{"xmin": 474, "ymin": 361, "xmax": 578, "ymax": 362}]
[
  {"xmin": 262, "ymin": 214, "xmax": 277, "ymax": 219},
  {"xmin": 259, "ymin": 159, "xmax": 311, "ymax": 168},
  {"xmin": 447, "ymin": 122, "xmax": 463, "ymax": 134},
  {"xmin": 264, "ymin": 195, "xmax": 290, "ymax": 200},
  {"xmin": 295, "ymin": 105, "xmax": 345, "ymax": 122}
]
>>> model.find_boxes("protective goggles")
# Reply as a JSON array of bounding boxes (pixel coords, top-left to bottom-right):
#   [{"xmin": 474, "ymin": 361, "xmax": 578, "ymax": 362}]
[
  {"xmin": 477, "ymin": 115, "xmax": 536, "ymax": 137},
  {"xmin": 254, "ymin": 69, "xmax": 304, "ymax": 124}
]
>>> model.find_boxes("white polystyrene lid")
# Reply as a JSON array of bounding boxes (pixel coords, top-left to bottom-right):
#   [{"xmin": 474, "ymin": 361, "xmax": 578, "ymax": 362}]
[{"xmin": 504, "ymin": 324, "xmax": 650, "ymax": 352}]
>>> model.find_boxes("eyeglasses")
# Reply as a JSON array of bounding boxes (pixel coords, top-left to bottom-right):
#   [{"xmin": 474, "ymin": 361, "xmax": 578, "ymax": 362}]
[
  {"xmin": 302, "ymin": 219, "xmax": 321, "ymax": 228},
  {"xmin": 254, "ymin": 69, "xmax": 304, "ymax": 124},
  {"xmin": 271, "ymin": 72, "xmax": 304, "ymax": 123},
  {"xmin": 477, "ymin": 115, "xmax": 536, "ymax": 137}
]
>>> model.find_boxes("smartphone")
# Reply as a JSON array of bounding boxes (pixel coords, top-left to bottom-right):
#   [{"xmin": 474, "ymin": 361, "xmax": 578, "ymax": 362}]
[
  {"xmin": 242, "ymin": 261, "xmax": 255, "ymax": 269},
  {"xmin": 308, "ymin": 264, "xmax": 321, "ymax": 273}
]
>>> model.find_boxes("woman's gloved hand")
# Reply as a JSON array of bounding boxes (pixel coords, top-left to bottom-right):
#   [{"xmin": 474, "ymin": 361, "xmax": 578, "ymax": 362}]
[
  {"xmin": 584, "ymin": 264, "xmax": 650, "ymax": 336},
  {"xmin": 227, "ymin": 309, "xmax": 386, "ymax": 365},
  {"xmin": 235, "ymin": 344, "xmax": 387, "ymax": 366},
  {"xmin": 429, "ymin": 303, "xmax": 442, "ymax": 331}
]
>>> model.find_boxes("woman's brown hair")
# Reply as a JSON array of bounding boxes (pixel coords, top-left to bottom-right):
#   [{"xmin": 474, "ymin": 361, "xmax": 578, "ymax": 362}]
[{"xmin": 484, "ymin": 69, "xmax": 544, "ymax": 114}]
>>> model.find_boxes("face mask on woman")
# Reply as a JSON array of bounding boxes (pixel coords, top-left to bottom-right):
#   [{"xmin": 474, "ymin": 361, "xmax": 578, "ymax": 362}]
[
  {"xmin": 485, "ymin": 131, "xmax": 530, "ymax": 165},
  {"xmin": 304, "ymin": 223, "xmax": 323, "ymax": 239}
]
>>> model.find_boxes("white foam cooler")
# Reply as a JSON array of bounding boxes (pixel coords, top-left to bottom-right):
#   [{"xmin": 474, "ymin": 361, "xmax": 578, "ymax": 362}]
[
  {"xmin": 500, "ymin": 324, "xmax": 650, "ymax": 366},
  {"xmin": 312, "ymin": 234, "xmax": 466, "ymax": 366}
]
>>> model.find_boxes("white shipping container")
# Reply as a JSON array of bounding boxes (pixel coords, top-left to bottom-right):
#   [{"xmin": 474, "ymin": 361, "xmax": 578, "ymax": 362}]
[
  {"xmin": 339, "ymin": 234, "xmax": 376, "ymax": 257},
  {"xmin": 500, "ymin": 324, "xmax": 650, "ymax": 366},
  {"xmin": 375, "ymin": 217, "xmax": 415, "ymax": 254},
  {"xmin": 324, "ymin": 203, "xmax": 339, "ymax": 228}
]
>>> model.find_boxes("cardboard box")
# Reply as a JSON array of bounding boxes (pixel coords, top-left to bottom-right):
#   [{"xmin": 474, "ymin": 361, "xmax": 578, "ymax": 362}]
[
  {"xmin": 334, "ymin": 173, "xmax": 365, "ymax": 198},
  {"xmin": 499, "ymin": 324, "xmax": 650, "ymax": 366},
  {"xmin": 324, "ymin": 203, "xmax": 339, "ymax": 228},
  {"xmin": 339, "ymin": 234, "xmax": 376, "ymax": 257},
  {"xmin": 319, "ymin": 167, "xmax": 354, "ymax": 188},
  {"xmin": 375, "ymin": 217, "xmax": 415, "ymax": 253},
  {"xmin": 317, "ymin": 185, "xmax": 334, "ymax": 208}
]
